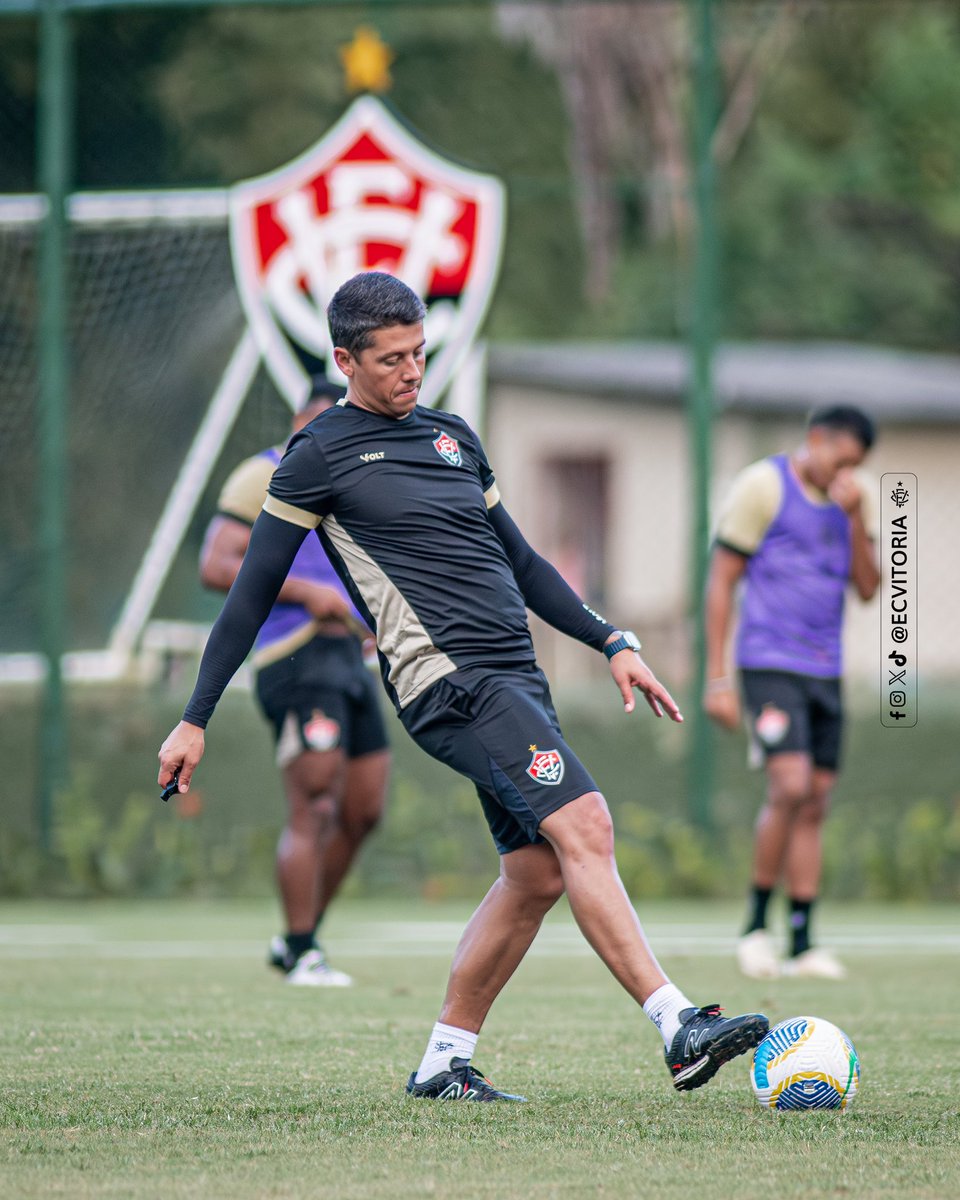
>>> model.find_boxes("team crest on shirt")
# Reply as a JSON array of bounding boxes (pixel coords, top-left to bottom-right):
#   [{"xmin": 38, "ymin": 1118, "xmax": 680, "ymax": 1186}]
[
  {"xmin": 229, "ymin": 95, "xmax": 505, "ymax": 409},
  {"xmin": 303, "ymin": 710, "xmax": 341, "ymax": 752},
  {"xmin": 433, "ymin": 431, "xmax": 462, "ymax": 467},
  {"xmin": 755, "ymin": 704, "xmax": 790, "ymax": 747},
  {"xmin": 526, "ymin": 746, "xmax": 565, "ymax": 787}
]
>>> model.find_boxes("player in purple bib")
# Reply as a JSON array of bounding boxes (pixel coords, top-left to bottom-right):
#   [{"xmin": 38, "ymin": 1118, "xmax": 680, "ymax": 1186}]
[
  {"xmin": 200, "ymin": 379, "xmax": 389, "ymax": 987},
  {"xmin": 704, "ymin": 407, "xmax": 879, "ymax": 981}
]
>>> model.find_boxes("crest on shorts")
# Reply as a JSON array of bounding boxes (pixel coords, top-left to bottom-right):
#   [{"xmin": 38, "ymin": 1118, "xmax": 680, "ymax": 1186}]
[
  {"xmin": 229, "ymin": 95, "xmax": 505, "ymax": 409},
  {"xmin": 526, "ymin": 746, "xmax": 565, "ymax": 787},
  {"xmin": 755, "ymin": 704, "xmax": 790, "ymax": 747},
  {"xmin": 433, "ymin": 431, "xmax": 462, "ymax": 467},
  {"xmin": 303, "ymin": 710, "xmax": 341, "ymax": 753}
]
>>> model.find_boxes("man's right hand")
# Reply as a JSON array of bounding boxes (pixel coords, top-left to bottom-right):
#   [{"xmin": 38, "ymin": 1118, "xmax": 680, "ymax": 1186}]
[
  {"xmin": 304, "ymin": 583, "xmax": 352, "ymax": 622},
  {"xmin": 703, "ymin": 681, "xmax": 741, "ymax": 731},
  {"xmin": 158, "ymin": 720, "xmax": 205, "ymax": 794}
]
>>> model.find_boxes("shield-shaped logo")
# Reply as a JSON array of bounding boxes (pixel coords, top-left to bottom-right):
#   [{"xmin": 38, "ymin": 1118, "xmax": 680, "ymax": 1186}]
[
  {"xmin": 433, "ymin": 432, "xmax": 462, "ymax": 467},
  {"xmin": 755, "ymin": 704, "xmax": 790, "ymax": 747},
  {"xmin": 230, "ymin": 95, "xmax": 505, "ymax": 409},
  {"xmin": 303, "ymin": 710, "xmax": 341, "ymax": 752},
  {"xmin": 526, "ymin": 748, "xmax": 565, "ymax": 787}
]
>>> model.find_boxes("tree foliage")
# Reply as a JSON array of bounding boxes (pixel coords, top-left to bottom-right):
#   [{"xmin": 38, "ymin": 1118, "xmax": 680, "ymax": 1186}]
[{"xmin": 1, "ymin": 1, "xmax": 958, "ymax": 347}]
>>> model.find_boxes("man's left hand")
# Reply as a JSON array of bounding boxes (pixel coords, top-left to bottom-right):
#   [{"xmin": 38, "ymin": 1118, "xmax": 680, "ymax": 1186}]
[{"xmin": 608, "ymin": 650, "xmax": 684, "ymax": 722}]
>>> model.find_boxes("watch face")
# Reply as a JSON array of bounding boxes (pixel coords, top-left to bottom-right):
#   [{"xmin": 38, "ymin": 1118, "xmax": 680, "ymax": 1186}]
[{"xmin": 624, "ymin": 631, "xmax": 641, "ymax": 651}]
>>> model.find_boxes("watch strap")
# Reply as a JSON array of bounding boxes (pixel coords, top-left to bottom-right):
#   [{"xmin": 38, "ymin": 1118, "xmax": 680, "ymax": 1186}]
[{"xmin": 603, "ymin": 634, "xmax": 638, "ymax": 660}]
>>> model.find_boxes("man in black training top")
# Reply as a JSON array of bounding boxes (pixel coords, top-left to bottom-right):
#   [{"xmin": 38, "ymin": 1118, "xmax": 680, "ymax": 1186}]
[{"xmin": 159, "ymin": 271, "xmax": 768, "ymax": 1101}]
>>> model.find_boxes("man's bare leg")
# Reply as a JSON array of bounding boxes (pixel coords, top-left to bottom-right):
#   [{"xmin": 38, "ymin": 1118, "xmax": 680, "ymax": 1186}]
[
  {"xmin": 783, "ymin": 766, "xmax": 834, "ymax": 901},
  {"xmin": 410, "ymin": 792, "xmax": 767, "ymax": 1097},
  {"xmin": 539, "ymin": 792, "xmax": 669, "ymax": 1001},
  {"xmin": 436, "ymin": 841, "xmax": 565, "ymax": 1031},
  {"xmin": 752, "ymin": 752, "xmax": 814, "ymax": 889},
  {"xmin": 277, "ymin": 747, "xmax": 345, "ymax": 933},
  {"xmin": 314, "ymin": 749, "xmax": 390, "ymax": 918}
]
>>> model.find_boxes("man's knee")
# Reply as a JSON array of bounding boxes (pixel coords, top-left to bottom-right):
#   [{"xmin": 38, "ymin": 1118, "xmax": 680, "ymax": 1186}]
[
  {"xmin": 797, "ymin": 785, "xmax": 832, "ymax": 826},
  {"xmin": 501, "ymin": 845, "xmax": 565, "ymax": 911},
  {"xmin": 286, "ymin": 787, "xmax": 338, "ymax": 837},
  {"xmin": 285, "ymin": 750, "xmax": 344, "ymax": 815},
  {"xmin": 540, "ymin": 792, "xmax": 615, "ymax": 859},
  {"xmin": 340, "ymin": 797, "xmax": 384, "ymax": 842},
  {"xmin": 765, "ymin": 757, "xmax": 814, "ymax": 811},
  {"xmin": 341, "ymin": 751, "xmax": 390, "ymax": 840}
]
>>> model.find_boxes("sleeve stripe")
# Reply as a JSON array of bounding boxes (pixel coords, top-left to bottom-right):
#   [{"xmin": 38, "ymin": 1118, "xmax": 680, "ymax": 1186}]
[
  {"xmin": 263, "ymin": 494, "xmax": 321, "ymax": 530},
  {"xmin": 714, "ymin": 537, "xmax": 753, "ymax": 559},
  {"xmin": 484, "ymin": 483, "xmax": 501, "ymax": 510},
  {"xmin": 217, "ymin": 509, "xmax": 255, "ymax": 529}
]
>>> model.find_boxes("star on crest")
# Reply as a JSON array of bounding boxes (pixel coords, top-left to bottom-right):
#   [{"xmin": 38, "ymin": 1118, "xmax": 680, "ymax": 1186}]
[{"xmin": 340, "ymin": 26, "xmax": 395, "ymax": 94}]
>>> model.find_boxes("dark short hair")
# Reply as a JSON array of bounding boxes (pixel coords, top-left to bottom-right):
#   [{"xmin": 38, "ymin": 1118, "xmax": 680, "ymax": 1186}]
[
  {"xmin": 307, "ymin": 374, "xmax": 346, "ymax": 404},
  {"xmin": 327, "ymin": 271, "xmax": 426, "ymax": 356},
  {"xmin": 807, "ymin": 405, "xmax": 876, "ymax": 451}
]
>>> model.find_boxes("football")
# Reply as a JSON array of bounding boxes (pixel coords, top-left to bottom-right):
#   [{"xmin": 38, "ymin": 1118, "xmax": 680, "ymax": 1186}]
[{"xmin": 750, "ymin": 1015, "xmax": 860, "ymax": 1111}]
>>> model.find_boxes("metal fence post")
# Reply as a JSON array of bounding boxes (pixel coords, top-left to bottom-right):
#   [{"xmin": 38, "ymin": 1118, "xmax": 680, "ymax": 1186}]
[
  {"xmin": 36, "ymin": 0, "xmax": 73, "ymax": 850},
  {"xmin": 686, "ymin": 0, "xmax": 719, "ymax": 829}
]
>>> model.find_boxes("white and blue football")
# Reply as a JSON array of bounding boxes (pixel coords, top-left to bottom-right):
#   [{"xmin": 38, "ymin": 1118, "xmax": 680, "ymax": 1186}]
[{"xmin": 751, "ymin": 1015, "xmax": 860, "ymax": 1111}]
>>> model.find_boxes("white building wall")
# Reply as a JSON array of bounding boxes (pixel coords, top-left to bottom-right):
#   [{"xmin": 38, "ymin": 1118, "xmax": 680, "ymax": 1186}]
[{"xmin": 487, "ymin": 384, "xmax": 958, "ymax": 692}]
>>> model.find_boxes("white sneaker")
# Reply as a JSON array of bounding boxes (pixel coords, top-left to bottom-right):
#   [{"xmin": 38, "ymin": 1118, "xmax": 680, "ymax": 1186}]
[
  {"xmin": 268, "ymin": 935, "xmax": 290, "ymax": 972},
  {"xmin": 736, "ymin": 930, "xmax": 781, "ymax": 980},
  {"xmin": 285, "ymin": 948, "xmax": 353, "ymax": 988},
  {"xmin": 781, "ymin": 947, "xmax": 847, "ymax": 981}
]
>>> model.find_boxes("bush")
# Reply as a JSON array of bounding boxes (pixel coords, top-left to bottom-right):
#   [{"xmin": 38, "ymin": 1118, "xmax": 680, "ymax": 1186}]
[{"xmin": 1, "ymin": 682, "xmax": 958, "ymax": 903}]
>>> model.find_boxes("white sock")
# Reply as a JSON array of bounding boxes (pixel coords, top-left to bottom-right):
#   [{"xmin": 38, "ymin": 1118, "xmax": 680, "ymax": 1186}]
[
  {"xmin": 414, "ymin": 1022, "xmax": 479, "ymax": 1084},
  {"xmin": 643, "ymin": 983, "xmax": 694, "ymax": 1047}
]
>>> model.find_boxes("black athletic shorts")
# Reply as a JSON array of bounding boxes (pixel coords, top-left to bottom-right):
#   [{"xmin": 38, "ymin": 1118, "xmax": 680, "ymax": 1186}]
[
  {"xmin": 740, "ymin": 668, "xmax": 843, "ymax": 772},
  {"xmin": 400, "ymin": 663, "xmax": 599, "ymax": 855},
  {"xmin": 255, "ymin": 635, "xmax": 388, "ymax": 768}
]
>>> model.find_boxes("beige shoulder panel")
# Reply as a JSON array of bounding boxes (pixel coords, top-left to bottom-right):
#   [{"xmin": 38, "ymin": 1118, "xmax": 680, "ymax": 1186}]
[
  {"xmin": 217, "ymin": 455, "xmax": 276, "ymax": 525},
  {"xmin": 714, "ymin": 459, "xmax": 782, "ymax": 555}
]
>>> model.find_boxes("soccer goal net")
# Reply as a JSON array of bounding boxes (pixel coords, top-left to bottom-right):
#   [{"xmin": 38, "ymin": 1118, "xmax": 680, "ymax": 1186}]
[
  {"xmin": 0, "ymin": 190, "xmax": 298, "ymax": 682},
  {"xmin": 0, "ymin": 187, "xmax": 487, "ymax": 683}
]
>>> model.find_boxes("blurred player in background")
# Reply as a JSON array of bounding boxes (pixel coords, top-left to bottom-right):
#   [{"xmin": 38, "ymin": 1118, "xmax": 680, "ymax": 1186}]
[
  {"xmin": 162, "ymin": 271, "xmax": 768, "ymax": 1101},
  {"xmin": 703, "ymin": 407, "xmax": 879, "ymax": 981},
  {"xmin": 199, "ymin": 377, "xmax": 390, "ymax": 986}
]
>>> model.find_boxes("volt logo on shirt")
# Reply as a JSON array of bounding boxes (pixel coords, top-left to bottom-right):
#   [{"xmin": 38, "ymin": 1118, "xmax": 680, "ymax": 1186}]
[{"xmin": 433, "ymin": 432, "xmax": 462, "ymax": 467}]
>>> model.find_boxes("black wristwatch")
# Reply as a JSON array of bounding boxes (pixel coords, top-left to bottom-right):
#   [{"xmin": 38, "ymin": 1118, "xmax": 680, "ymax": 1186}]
[{"xmin": 603, "ymin": 630, "xmax": 642, "ymax": 660}]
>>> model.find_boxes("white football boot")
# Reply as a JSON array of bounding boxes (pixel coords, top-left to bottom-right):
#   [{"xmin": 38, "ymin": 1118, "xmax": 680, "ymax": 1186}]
[
  {"xmin": 781, "ymin": 947, "xmax": 847, "ymax": 980},
  {"xmin": 285, "ymin": 947, "xmax": 354, "ymax": 987}
]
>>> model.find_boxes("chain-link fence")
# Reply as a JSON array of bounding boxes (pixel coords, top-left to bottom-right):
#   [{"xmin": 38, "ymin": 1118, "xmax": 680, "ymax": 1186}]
[{"xmin": 1, "ymin": 2, "xmax": 958, "ymax": 839}]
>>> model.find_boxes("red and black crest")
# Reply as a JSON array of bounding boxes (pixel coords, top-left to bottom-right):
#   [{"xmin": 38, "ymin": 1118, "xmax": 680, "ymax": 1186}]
[
  {"xmin": 230, "ymin": 96, "xmax": 505, "ymax": 409},
  {"xmin": 432, "ymin": 431, "xmax": 462, "ymax": 467},
  {"xmin": 526, "ymin": 748, "xmax": 565, "ymax": 787}
]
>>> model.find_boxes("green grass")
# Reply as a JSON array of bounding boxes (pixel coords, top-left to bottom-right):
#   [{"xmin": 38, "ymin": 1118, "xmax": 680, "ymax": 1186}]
[{"xmin": 2, "ymin": 900, "xmax": 959, "ymax": 1198}]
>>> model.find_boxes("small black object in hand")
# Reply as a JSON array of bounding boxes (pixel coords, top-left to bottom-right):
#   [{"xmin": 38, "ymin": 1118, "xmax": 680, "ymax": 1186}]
[{"xmin": 160, "ymin": 772, "xmax": 180, "ymax": 803}]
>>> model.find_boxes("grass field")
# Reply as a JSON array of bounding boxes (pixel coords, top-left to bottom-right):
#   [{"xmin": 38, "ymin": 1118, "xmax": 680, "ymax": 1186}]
[{"xmin": 2, "ymin": 899, "xmax": 959, "ymax": 1199}]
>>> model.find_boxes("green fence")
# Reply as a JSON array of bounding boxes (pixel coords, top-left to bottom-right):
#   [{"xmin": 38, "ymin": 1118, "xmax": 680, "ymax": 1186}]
[{"xmin": 2, "ymin": 0, "xmax": 958, "ymax": 856}]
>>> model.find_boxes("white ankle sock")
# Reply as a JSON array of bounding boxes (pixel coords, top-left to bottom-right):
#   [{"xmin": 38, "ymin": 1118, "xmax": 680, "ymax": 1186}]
[
  {"xmin": 414, "ymin": 1022, "xmax": 479, "ymax": 1084},
  {"xmin": 643, "ymin": 983, "xmax": 694, "ymax": 1047}
]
